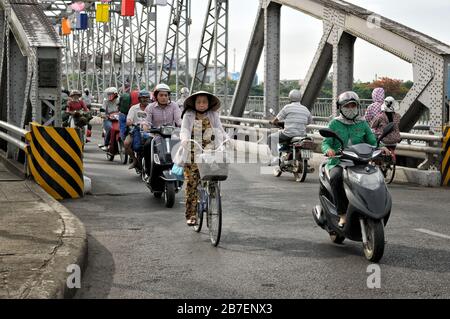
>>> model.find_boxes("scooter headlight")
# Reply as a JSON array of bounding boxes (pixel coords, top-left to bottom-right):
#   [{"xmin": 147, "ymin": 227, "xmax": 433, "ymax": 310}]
[
  {"xmin": 154, "ymin": 154, "xmax": 161, "ymax": 165},
  {"xmin": 347, "ymin": 169, "xmax": 384, "ymax": 190},
  {"xmin": 161, "ymin": 127, "xmax": 175, "ymax": 136}
]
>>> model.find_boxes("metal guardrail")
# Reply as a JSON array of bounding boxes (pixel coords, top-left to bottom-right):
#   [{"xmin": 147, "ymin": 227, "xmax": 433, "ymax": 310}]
[
  {"xmin": 0, "ymin": 121, "xmax": 28, "ymax": 151},
  {"xmin": 220, "ymin": 116, "xmax": 443, "ymax": 156}
]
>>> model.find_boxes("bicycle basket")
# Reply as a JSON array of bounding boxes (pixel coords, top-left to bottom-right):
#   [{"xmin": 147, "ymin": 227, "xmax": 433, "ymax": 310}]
[{"xmin": 196, "ymin": 151, "xmax": 229, "ymax": 181}]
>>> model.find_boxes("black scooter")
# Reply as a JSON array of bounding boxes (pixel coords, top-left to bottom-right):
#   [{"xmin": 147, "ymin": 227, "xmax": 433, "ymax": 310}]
[
  {"xmin": 141, "ymin": 126, "xmax": 182, "ymax": 208},
  {"xmin": 312, "ymin": 123, "xmax": 395, "ymax": 262}
]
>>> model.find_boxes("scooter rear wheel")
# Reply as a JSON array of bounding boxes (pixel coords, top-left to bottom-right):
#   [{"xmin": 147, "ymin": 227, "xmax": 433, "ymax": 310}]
[
  {"xmin": 273, "ymin": 167, "xmax": 282, "ymax": 177},
  {"xmin": 106, "ymin": 153, "xmax": 115, "ymax": 161}
]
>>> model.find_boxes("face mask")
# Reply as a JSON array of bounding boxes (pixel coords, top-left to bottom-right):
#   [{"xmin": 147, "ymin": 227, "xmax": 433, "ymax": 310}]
[{"xmin": 341, "ymin": 107, "xmax": 359, "ymax": 120}]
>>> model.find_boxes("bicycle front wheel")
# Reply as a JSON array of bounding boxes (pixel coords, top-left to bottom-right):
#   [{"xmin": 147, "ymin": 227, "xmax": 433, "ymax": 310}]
[
  {"xmin": 194, "ymin": 189, "xmax": 206, "ymax": 233},
  {"xmin": 207, "ymin": 182, "xmax": 222, "ymax": 247}
]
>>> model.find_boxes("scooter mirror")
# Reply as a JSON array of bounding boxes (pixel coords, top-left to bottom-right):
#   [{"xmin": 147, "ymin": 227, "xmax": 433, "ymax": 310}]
[{"xmin": 319, "ymin": 128, "xmax": 345, "ymax": 149}]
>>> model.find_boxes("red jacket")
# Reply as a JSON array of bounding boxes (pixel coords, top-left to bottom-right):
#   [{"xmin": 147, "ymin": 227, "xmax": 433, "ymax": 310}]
[
  {"xmin": 131, "ymin": 90, "xmax": 140, "ymax": 106},
  {"xmin": 67, "ymin": 100, "xmax": 89, "ymax": 112}
]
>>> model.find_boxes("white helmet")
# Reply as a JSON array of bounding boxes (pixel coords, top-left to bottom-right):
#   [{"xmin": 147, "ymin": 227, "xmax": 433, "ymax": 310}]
[
  {"xmin": 154, "ymin": 83, "xmax": 171, "ymax": 97},
  {"xmin": 105, "ymin": 87, "xmax": 118, "ymax": 95},
  {"xmin": 382, "ymin": 96, "xmax": 398, "ymax": 113},
  {"xmin": 180, "ymin": 87, "xmax": 189, "ymax": 95},
  {"xmin": 288, "ymin": 89, "xmax": 302, "ymax": 103}
]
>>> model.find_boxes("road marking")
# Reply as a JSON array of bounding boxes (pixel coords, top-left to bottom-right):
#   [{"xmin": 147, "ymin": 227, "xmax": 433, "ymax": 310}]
[{"xmin": 414, "ymin": 229, "xmax": 450, "ymax": 240}]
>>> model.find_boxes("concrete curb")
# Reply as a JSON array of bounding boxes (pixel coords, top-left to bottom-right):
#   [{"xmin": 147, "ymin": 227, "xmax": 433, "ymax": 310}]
[{"xmin": 24, "ymin": 181, "xmax": 88, "ymax": 299}]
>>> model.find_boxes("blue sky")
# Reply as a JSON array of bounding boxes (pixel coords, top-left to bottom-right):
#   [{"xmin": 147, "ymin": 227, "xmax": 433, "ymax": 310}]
[{"xmin": 157, "ymin": 0, "xmax": 450, "ymax": 82}]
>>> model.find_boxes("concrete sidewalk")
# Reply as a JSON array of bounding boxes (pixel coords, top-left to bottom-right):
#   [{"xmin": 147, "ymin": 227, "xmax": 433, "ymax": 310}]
[{"xmin": 0, "ymin": 162, "xmax": 87, "ymax": 298}]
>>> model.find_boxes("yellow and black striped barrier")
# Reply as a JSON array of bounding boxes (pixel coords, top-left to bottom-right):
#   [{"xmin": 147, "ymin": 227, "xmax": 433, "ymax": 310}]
[
  {"xmin": 442, "ymin": 126, "xmax": 450, "ymax": 187},
  {"xmin": 25, "ymin": 123, "xmax": 84, "ymax": 200}
]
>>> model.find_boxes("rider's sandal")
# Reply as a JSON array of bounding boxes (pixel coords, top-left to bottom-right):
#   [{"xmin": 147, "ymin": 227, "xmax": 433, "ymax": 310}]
[
  {"xmin": 186, "ymin": 217, "xmax": 197, "ymax": 227},
  {"xmin": 338, "ymin": 215, "xmax": 346, "ymax": 229}
]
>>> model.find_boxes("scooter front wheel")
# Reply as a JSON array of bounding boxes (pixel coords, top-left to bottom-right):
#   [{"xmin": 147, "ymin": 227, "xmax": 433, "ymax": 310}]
[
  {"xmin": 165, "ymin": 183, "xmax": 176, "ymax": 208},
  {"xmin": 118, "ymin": 140, "xmax": 128, "ymax": 165},
  {"xmin": 363, "ymin": 219, "xmax": 385, "ymax": 263}
]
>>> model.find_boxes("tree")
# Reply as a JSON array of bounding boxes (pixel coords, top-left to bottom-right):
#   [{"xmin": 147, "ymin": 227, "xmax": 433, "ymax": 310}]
[{"xmin": 369, "ymin": 77, "xmax": 405, "ymax": 99}]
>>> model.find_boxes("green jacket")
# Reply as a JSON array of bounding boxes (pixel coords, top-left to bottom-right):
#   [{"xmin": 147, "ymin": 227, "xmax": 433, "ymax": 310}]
[
  {"xmin": 321, "ymin": 119, "xmax": 377, "ymax": 170},
  {"xmin": 119, "ymin": 93, "xmax": 132, "ymax": 115}
]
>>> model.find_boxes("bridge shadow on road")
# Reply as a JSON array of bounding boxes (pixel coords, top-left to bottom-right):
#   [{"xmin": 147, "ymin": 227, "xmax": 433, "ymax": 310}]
[
  {"xmin": 221, "ymin": 231, "xmax": 450, "ymax": 274},
  {"xmin": 75, "ymin": 235, "xmax": 115, "ymax": 299},
  {"xmin": 381, "ymin": 243, "xmax": 450, "ymax": 274},
  {"xmin": 221, "ymin": 231, "xmax": 363, "ymax": 259}
]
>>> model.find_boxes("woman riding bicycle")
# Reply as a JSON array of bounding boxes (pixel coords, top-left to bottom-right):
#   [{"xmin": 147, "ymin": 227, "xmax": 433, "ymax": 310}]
[{"xmin": 172, "ymin": 91, "xmax": 229, "ymax": 226}]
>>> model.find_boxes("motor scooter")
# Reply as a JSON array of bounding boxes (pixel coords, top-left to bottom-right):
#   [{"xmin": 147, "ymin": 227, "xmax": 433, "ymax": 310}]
[
  {"xmin": 141, "ymin": 126, "xmax": 182, "ymax": 208},
  {"xmin": 99, "ymin": 112, "xmax": 128, "ymax": 164},
  {"xmin": 312, "ymin": 123, "xmax": 395, "ymax": 262}
]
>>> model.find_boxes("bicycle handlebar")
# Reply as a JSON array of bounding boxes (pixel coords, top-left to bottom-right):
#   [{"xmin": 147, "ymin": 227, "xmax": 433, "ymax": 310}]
[{"xmin": 185, "ymin": 138, "xmax": 231, "ymax": 152}]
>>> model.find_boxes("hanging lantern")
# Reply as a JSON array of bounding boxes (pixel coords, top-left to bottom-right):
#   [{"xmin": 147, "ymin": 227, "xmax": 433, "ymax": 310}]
[
  {"xmin": 121, "ymin": 0, "xmax": 135, "ymax": 17},
  {"xmin": 61, "ymin": 17, "xmax": 71, "ymax": 35},
  {"xmin": 96, "ymin": 3, "xmax": 110, "ymax": 23},
  {"xmin": 76, "ymin": 13, "xmax": 88, "ymax": 30},
  {"xmin": 70, "ymin": 1, "xmax": 85, "ymax": 12}
]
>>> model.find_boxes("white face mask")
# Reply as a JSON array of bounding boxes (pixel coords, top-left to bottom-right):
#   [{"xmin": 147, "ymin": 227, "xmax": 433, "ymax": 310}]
[{"xmin": 341, "ymin": 107, "xmax": 359, "ymax": 120}]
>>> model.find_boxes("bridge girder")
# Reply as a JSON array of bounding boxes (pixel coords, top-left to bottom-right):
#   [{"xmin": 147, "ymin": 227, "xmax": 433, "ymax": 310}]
[{"xmin": 231, "ymin": 0, "xmax": 450, "ymax": 139}]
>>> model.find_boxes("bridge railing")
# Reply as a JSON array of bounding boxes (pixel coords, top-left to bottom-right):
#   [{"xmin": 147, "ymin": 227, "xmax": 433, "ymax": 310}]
[
  {"xmin": 0, "ymin": 121, "xmax": 29, "ymax": 176},
  {"xmin": 220, "ymin": 116, "xmax": 442, "ymax": 170}
]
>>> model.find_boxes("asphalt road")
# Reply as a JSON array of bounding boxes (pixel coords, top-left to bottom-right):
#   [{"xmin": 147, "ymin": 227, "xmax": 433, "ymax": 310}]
[{"xmin": 62, "ymin": 126, "xmax": 450, "ymax": 299}]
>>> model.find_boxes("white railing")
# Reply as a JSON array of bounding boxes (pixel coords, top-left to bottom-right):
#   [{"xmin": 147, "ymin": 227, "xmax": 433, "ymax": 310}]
[
  {"xmin": 220, "ymin": 116, "xmax": 442, "ymax": 156},
  {"xmin": 0, "ymin": 121, "xmax": 28, "ymax": 151}
]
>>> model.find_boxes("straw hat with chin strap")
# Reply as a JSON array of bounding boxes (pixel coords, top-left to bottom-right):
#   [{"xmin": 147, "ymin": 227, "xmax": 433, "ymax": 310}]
[{"xmin": 183, "ymin": 91, "xmax": 221, "ymax": 114}]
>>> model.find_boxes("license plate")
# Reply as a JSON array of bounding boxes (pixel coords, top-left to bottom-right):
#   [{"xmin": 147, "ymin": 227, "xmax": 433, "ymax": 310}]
[{"xmin": 301, "ymin": 149, "xmax": 312, "ymax": 159}]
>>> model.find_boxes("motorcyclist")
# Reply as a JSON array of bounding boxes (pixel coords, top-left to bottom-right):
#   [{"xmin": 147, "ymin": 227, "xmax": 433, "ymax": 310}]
[
  {"xmin": 142, "ymin": 83, "xmax": 182, "ymax": 178},
  {"xmin": 66, "ymin": 90, "xmax": 90, "ymax": 128},
  {"xmin": 119, "ymin": 84, "xmax": 133, "ymax": 145},
  {"xmin": 99, "ymin": 87, "xmax": 120, "ymax": 151},
  {"xmin": 371, "ymin": 96, "xmax": 402, "ymax": 152},
  {"xmin": 125, "ymin": 90, "xmax": 151, "ymax": 170},
  {"xmin": 176, "ymin": 87, "xmax": 190, "ymax": 112},
  {"xmin": 322, "ymin": 91, "xmax": 389, "ymax": 228},
  {"xmin": 82, "ymin": 88, "xmax": 93, "ymax": 109},
  {"xmin": 267, "ymin": 89, "xmax": 313, "ymax": 165}
]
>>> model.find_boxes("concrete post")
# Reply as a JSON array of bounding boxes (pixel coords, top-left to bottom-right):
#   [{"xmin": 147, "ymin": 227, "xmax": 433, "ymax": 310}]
[
  {"xmin": 230, "ymin": 6, "xmax": 264, "ymax": 117},
  {"xmin": 264, "ymin": 2, "xmax": 281, "ymax": 117},
  {"xmin": 332, "ymin": 32, "xmax": 355, "ymax": 117}
]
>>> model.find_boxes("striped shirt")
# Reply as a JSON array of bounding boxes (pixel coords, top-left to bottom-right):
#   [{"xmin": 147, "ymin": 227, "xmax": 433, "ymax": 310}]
[
  {"xmin": 145, "ymin": 102, "xmax": 182, "ymax": 128},
  {"xmin": 277, "ymin": 102, "xmax": 313, "ymax": 137}
]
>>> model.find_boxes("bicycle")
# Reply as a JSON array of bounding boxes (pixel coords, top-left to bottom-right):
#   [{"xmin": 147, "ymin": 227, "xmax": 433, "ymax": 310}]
[
  {"xmin": 376, "ymin": 145, "xmax": 397, "ymax": 184},
  {"xmin": 187, "ymin": 139, "xmax": 230, "ymax": 247}
]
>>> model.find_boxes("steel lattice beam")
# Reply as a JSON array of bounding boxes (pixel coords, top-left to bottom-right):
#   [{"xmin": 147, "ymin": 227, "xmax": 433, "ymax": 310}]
[{"xmin": 159, "ymin": 0, "xmax": 190, "ymax": 95}]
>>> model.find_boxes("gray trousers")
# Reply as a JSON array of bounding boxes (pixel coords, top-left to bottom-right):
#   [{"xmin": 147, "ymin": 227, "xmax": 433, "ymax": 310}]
[{"xmin": 267, "ymin": 131, "xmax": 291, "ymax": 156}]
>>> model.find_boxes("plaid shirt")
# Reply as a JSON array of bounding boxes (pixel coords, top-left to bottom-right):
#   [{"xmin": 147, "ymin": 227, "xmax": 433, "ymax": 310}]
[
  {"xmin": 144, "ymin": 102, "xmax": 182, "ymax": 128},
  {"xmin": 365, "ymin": 103, "xmax": 383, "ymax": 124}
]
